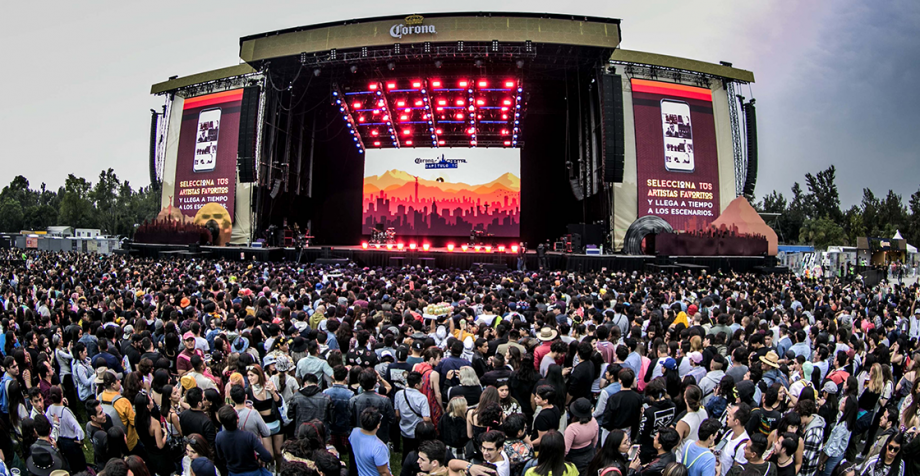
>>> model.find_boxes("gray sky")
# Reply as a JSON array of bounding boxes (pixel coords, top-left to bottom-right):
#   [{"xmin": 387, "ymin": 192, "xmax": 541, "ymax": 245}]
[{"xmin": 1, "ymin": 0, "xmax": 917, "ymax": 208}]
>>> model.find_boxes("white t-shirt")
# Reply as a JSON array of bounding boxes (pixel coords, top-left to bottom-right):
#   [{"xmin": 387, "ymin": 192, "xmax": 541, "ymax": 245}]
[
  {"xmin": 679, "ymin": 407, "xmax": 709, "ymax": 442},
  {"xmin": 719, "ymin": 430, "xmax": 749, "ymax": 476},
  {"xmin": 493, "ymin": 450, "xmax": 511, "ymax": 476}
]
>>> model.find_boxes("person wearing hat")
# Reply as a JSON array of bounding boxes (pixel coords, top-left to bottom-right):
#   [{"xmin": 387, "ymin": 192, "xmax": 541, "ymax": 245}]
[
  {"xmin": 27, "ymin": 415, "xmax": 67, "ymax": 476},
  {"xmin": 270, "ymin": 354, "xmax": 298, "ymax": 403},
  {"xmin": 177, "ymin": 331, "xmax": 204, "ymax": 377},
  {"xmin": 564, "ymin": 398, "xmax": 598, "ymax": 474},
  {"xmin": 759, "ymin": 351, "xmax": 789, "ymax": 389},
  {"xmin": 532, "ymin": 327, "xmax": 559, "ymax": 371}
]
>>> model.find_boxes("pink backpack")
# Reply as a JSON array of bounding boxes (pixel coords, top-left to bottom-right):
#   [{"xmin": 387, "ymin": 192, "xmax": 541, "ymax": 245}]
[{"xmin": 637, "ymin": 355, "xmax": 651, "ymax": 392}]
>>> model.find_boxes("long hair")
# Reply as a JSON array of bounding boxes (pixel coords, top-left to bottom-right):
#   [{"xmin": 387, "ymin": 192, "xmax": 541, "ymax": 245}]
[
  {"xmin": 186, "ymin": 432, "xmax": 214, "ymax": 460},
  {"xmin": 532, "ymin": 430, "xmax": 571, "ymax": 476},
  {"xmin": 447, "ymin": 396, "xmax": 468, "ymax": 419},
  {"xmin": 871, "ymin": 432, "xmax": 904, "ymax": 475},
  {"xmin": 513, "ymin": 354, "xmax": 537, "ymax": 383},
  {"xmin": 585, "ymin": 429, "xmax": 628, "ymax": 476},
  {"xmin": 125, "ymin": 455, "xmax": 152, "ymax": 476},
  {"xmin": 7, "ymin": 380, "xmax": 24, "ymax": 429},
  {"xmin": 544, "ymin": 364, "xmax": 567, "ymax": 409},
  {"xmin": 507, "ymin": 346, "xmax": 522, "ymax": 371},
  {"xmin": 134, "ymin": 393, "xmax": 153, "ymax": 438},
  {"xmin": 459, "ymin": 366, "xmax": 481, "ymax": 387},
  {"xmin": 479, "ymin": 386, "xmax": 501, "ymax": 411},
  {"xmin": 868, "ymin": 363, "xmax": 884, "ymax": 394},
  {"xmin": 838, "ymin": 395, "xmax": 858, "ymax": 431}
]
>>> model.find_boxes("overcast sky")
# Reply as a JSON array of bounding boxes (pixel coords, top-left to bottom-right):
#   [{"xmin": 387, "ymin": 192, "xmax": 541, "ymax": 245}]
[{"xmin": 1, "ymin": 0, "xmax": 917, "ymax": 208}]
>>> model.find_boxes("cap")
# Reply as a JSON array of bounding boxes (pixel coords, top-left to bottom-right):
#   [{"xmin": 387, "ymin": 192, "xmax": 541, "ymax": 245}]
[
  {"xmin": 822, "ymin": 381, "xmax": 839, "ymax": 394},
  {"xmin": 662, "ymin": 357, "xmax": 678, "ymax": 371},
  {"xmin": 181, "ymin": 375, "xmax": 197, "ymax": 390},
  {"xmin": 183, "ymin": 331, "xmax": 196, "ymax": 341},
  {"xmin": 802, "ymin": 361, "xmax": 814, "ymax": 380},
  {"xmin": 688, "ymin": 352, "xmax": 703, "ymax": 364}
]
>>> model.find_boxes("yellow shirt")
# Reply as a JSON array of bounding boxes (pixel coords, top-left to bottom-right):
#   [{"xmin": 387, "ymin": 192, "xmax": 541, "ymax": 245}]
[
  {"xmin": 101, "ymin": 389, "xmax": 138, "ymax": 450},
  {"xmin": 524, "ymin": 463, "xmax": 579, "ymax": 476}
]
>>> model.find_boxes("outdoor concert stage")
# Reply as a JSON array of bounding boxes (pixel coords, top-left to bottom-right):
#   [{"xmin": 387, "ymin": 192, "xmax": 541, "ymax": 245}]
[{"xmin": 127, "ymin": 242, "xmax": 775, "ymax": 273}]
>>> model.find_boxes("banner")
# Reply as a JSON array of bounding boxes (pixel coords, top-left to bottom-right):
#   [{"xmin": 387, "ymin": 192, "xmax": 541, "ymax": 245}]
[
  {"xmin": 363, "ymin": 148, "xmax": 520, "ymax": 237},
  {"xmin": 632, "ymin": 79, "xmax": 720, "ymax": 230},
  {"xmin": 173, "ymin": 89, "xmax": 241, "ymax": 245}
]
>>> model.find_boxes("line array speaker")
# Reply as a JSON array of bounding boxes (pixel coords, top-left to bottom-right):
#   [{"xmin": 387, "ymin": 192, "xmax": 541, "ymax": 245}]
[
  {"xmin": 742, "ymin": 101, "xmax": 758, "ymax": 197},
  {"xmin": 237, "ymin": 86, "xmax": 260, "ymax": 183},
  {"xmin": 600, "ymin": 74, "xmax": 625, "ymax": 183}
]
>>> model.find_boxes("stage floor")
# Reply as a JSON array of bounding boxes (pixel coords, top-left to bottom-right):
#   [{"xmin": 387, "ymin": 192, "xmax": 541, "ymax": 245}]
[{"xmin": 128, "ymin": 242, "xmax": 778, "ymax": 273}]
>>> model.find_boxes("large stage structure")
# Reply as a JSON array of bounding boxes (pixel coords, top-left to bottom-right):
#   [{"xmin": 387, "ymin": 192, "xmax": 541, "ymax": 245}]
[{"xmin": 149, "ymin": 12, "xmax": 757, "ymax": 263}]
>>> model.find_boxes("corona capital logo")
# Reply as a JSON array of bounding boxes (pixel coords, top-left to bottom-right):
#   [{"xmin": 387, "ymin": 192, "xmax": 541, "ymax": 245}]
[{"xmin": 390, "ymin": 15, "xmax": 436, "ymax": 39}]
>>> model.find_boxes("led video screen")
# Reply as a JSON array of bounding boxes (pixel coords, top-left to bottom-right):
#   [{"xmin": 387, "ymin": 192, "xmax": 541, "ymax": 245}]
[
  {"xmin": 632, "ymin": 79, "xmax": 721, "ymax": 230},
  {"xmin": 173, "ymin": 89, "xmax": 242, "ymax": 244},
  {"xmin": 363, "ymin": 148, "xmax": 520, "ymax": 237}
]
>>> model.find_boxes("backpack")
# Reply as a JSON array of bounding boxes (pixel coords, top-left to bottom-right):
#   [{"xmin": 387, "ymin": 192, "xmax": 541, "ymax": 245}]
[
  {"xmin": 101, "ymin": 395, "xmax": 127, "ymax": 431},
  {"xmin": 636, "ymin": 356, "xmax": 651, "ymax": 392}
]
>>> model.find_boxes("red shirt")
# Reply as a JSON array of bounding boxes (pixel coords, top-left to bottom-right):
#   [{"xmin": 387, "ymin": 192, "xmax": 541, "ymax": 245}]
[{"xmin": 533, "ymin": 342, "xmax": 553, "ymax": 369}]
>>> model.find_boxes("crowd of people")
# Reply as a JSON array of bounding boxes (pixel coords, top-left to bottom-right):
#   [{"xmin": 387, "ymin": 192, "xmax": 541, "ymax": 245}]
[{"xmin": 0, "ymin": 249, "xmax": 919, "ymax": 476}]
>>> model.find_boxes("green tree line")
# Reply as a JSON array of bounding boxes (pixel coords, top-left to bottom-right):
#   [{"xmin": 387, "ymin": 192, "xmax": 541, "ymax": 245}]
[
  {"xmin": 755, "ymin": 165, "xmax": 920, "ymax": 249},
  {"xmin": 0, "ymin": 169, "xmax": 160, "ymax": 237}
]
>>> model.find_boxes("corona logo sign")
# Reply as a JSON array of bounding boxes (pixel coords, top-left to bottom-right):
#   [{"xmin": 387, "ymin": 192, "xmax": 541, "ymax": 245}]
[{"xmin": 390, "ymin": 15, "xmax": 436, "ymax": 39}]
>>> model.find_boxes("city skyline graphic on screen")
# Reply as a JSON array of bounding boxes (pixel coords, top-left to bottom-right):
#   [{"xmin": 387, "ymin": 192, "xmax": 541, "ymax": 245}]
[{"xmin": 362, "ymin": 148, "xmax": 521, "ymax": 237}]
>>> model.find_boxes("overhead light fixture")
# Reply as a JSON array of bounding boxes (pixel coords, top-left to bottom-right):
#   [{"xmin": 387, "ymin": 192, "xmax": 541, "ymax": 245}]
[
  {"xmin": 387, "ymin": 62, "xmax": 395, "ymax": 71},
  {"xmin": 313, "ymin": 68, "xmax": 321, "ymax": 77},
  {"xmin": 350, "ymin": 65, "xmax": 357, "ymax": 73},
  {"xmin": 516, "ymin": 60, "xmax": 525, "ymax": 69},
  {"xmin": 394, "ymin": 43, "xmax": 401, "ymax": 54},
  {"xmin": 434, "ymin": 60, "xmax": 442, "ymax": 68}
]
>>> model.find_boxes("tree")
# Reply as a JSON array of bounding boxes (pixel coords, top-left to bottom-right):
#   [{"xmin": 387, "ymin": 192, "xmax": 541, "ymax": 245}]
[
  {"xmin": 90, "ymin": 168, "xmax": 121, "ymax": 235},
  {"xmin": 58, "ymin": 175, "xmax": 95, "ymax": 228},
  {"xmin": 799, "ymin": 216, "xmax": 847, "ymax": 249},
  {"xmin": 0, "ymin": 197, "xmax": 24, "ymax": 232},
  {"xmin": 803, "ymin": 165, "xmax": 843, "ymax": 222},
  {"xmin": 909, "ymin": 186, "xmax": 920, "ymax": 246}
]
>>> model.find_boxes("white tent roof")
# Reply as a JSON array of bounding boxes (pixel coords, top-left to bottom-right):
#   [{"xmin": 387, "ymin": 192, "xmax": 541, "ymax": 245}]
[
  {"xmin": 894, "ymin": 230, "xmax": 904, "ymax": 240},
  {"xmin": 909, "ymin": 243, "xmax": 918, "ymax": 254}
]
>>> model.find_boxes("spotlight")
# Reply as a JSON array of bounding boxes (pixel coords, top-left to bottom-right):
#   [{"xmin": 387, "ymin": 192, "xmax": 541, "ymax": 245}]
[
  {"xmin": 485, "ymin": 246, "xmax": 492, "ymax": 253},
  {"xmin": 491, "ymin": 40, "xmax": 499, "ymax": 51},
  {"xmin": 397, "ymin": 242, "xmax": 404, "ymax": 250},
  {"xmin": 361, "ymin": 242, "xmax": 369, "ymax": 249},
  {"xmin": 350, "ymin": 65, "xmax": 357, "ymax": 74},
  {"xmin": 374, "ymin": 243, "xmax": 381, "ymax": 249},
  {"xmin": 422, "ymin": 243, "xmax": 430, "ymax": 251},
  {"xmin": 461, "ymin": 244, "xmax": 468, "ymax": 252},
  {"xmin": 409, "ymin": 243, "xmax": 417, "ymax": 250},
  {"xmin": 313, "ymin": 68, "xmax": 321, "ymax": 77},
  {"xmin": 498, "ymin": 245, "xmax": 506, "ymax": 253},
  {"xmin": 447, "ymin": 243, "xmax": 455, "ymax": 251},
  {"xmin": 474, "ymin": 245, "xmax": 481, "ymax": 252},
  {"xmin": 525, "ymin": 40, "xmax": 533, "ymax": 53},
  {"xmin": 511, "ymin": 245, "xmax": 519, "ymax": 253},
  {"xmin": 387, "ymin": 62, "xmax": 396, "ymax": 71},
  {"xmin": 386, "ymin": 243, "xmax": 394, "ymax": 250}
]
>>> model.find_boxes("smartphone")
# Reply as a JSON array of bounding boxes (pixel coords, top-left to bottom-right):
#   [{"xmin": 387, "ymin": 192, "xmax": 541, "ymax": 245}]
[
  {"xmin": 660, "ymin": 99, "xmax": 694, "ymax": 173},
  {"xmin": 194, "ymin": 108, "xmax": 221, "ymax": 172},
  {"xmin": 628, "ymin": 444, "xmax": 640, "ymax": 461}
]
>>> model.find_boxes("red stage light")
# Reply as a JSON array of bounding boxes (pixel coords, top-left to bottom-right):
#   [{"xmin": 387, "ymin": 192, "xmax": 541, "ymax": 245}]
[
  {"xmin": 372, "ymin": 109, "xmax": 380, "ymax": 115},
  {"xmin": 498, "ymin": 245, "xmax": 506, "ymax": 253},
  {"xmin": 461, "ymin": 244, "xmax": 469, "ymax": 252},
  {"xmin": 371, "ymin": 130, "xmax": 379, "ymax": 136},
  {"xmin": 397, "ymin": 101, "xmax": 405, "ymax": 107},
  {"xmin": 474, "ymin": 245, "xmax": 481, "ymax": 252},
  {"xmin": 422, "ymin": 243, "xmax": 430, "ymax": 251},
  {"xmin": 478, "ymin": 80, "xmax": 487, "ymax": 87},
  {"xmin": 431, "ymin": 80, "xmax": 442, "ymax": 88},
  {"xmin": 387, "ymin": 82, "xmax": 396, "ymax": 89},
  {"xmin": 361, "ymin": 242, "xmax": 369, "ymax": 249},
  {"xmin": 405, "ymin": 140, "xmax": 413, "ymax": 145},
  {"xmin": 504, "ymin": 140, "xmax": 511, "ymax": 146},
  {"xmin": 456, "ymin": 99, "xmax": 464, "ymax": 106},
  {"xmin": 502, "ymin": 114, "xmax": 508, "ymax": 120},
  {"xmin": 374, "ymin": 243, "xmax": 381, "ymax": 249},
  {"xmin": 505, "ymin": 81, "xmax": 515, "ymax": 88},
  {"xmin": 403, "ymin": 129, "xmax": 411, "ymax": 135},
  {"xmin": 501, "ymin": 129, "xmax": 509, "ymax": 135},
  {"xmin": 358, "ymin": 117, "xmax": 366, "ymax": 122},
  {"xmin": 397, "ymin": 242, "xmax": 404, "ymax": 250},
  {"xmin": 447, "ymin": 243, "xmax": 455, "ymax": 251},
  {"xmin": 458, "ymin": 80, "xmax": 468, "ymax": 87},
  {"xmin": 511, "ymin": 245, "xmax": 519, "ymax": 253},
  {"xmin": 435, "ymin": 129, "xmax": 443, "ymax": 134},
  {"xmin": 468, "ymin": 105, "xmax": 475, "ymax": 112},
  {"xmin": 456, "ymin": 113, "xmax": 464, "ymax": 119},
  {"xmin": 386, "ymin": 243, "xmax": 394, "ymax": 250},
  {"xmin": 400, "ymin": 115, "xmax": 408, "ymax": 121},
  {"xmin": 438, "ymin": 140, "xmax": 445, "ymax": 145},
  {"xmin": 373, "ymin": 141, "xmax": 381, "ymax": 146},
  {"xmin": 404, "ymin": 108, "xmax": 411, "ymax": 113},
  {"xmin": 409, "ymin": 243, "xmax": 417, "ymax": 250},
  {"xmin": 382, "ymin": 115, "xmax": 389, "ymax": 121},
  {"xmin": 412, "ymin": 81, "xmax": 422, "ymax": 88},
  {"xmin": 353, "ymin": 102, "xmax": 361, "ymax": 109},
  {"xmin": 438, "ymin": 100, "xmax": 447, "ymax": 106},
  {"xmin": 485, "ymin": 246, "xmax": 492, "ymax": 252},
  {"xmin": 378, "ymin": 100, "xmax": 386, "ymax": 107},
  {"xmin": 415, "ymin": 100, "xmax": 423, "ymax": 106},
  {"xmin": 369, "ymin": 84, "xmax": 378, "ymax": 90},
  {"xmin": 503, "ymin": 99, "xmax": 512, "ymax": 105},
  {"xmin": 476, "ymin": 99, "xmax": 485, "ymax": 105},
  {"xmin": 501, "ymin": 107, "xmax": 509, "ymax": 112},
  {"xmin": 467, "ymin": 128, "xmax": 475, "ymax": 134}
]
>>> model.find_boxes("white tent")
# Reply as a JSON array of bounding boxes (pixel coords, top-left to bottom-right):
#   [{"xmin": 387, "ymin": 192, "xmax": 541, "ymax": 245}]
[{"xmin": 894, "ymin": 230, "xmax": 904, "ymax": 240}]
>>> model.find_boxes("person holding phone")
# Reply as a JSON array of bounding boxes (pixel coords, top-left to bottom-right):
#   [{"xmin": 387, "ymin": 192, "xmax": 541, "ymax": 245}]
[{"xmin": 627, "ymin": 427, "xmax": 680, "ymax": 476}]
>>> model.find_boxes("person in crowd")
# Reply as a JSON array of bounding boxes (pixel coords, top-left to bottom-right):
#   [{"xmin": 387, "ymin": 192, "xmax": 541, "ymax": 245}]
[
  {"xmin": 525, "ymin": 430, "xmax": 578, "ymax": 476},
  {"xmin": 100, "ymin": 371, "xmax": 139, "ymax": 453},
  {"xmin": 723, "ymin": 433, "xmax": 775, "ymax": 476},
  {"xmin": 180, "ymin": 387, "xmax": 218, "ymax": 448},
  {"xmin": 215, "ymin": 404, "xmax": 274, "ymax": 476},
  {"xmin": 350, "ymin": 407, "xmax": 392, "ymax": 476},
  {"xmin": 627, "ymin": 427, "xmax": 680, "ymax": 476},
  {"xmin": 45, "ymin": 386, "xmax": 86, "ymax": 472},
  {"xmin": 564, "ymin": 398, "xmax": 597, "ymax": 474},
  {"xmin": 678, "ymin": 418, "xmax": 720, "ymax": 476},
  {"xmin": 288, "ymin": 372, "xmax": 332, "ymax": 431},
  {"xmin": 395, "ymin": 370, "xmax": 431, "ymax": 457},
  {"xmin": 717, "ymin": 403, "xmax": 752, "ymax": 476},
  {"xmin": 798, "ymin": 400, "xmax": 827, "ymax": 476}
]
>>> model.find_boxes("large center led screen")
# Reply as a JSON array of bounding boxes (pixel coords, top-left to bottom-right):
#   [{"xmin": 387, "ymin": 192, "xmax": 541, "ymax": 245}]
[
  {"xmin": 632, "ymin": 79, "xmax": 720, "ymax": 230},
  {"xmin": 363, "ymin": 148, "xmax": 520, "ymax": 237}
]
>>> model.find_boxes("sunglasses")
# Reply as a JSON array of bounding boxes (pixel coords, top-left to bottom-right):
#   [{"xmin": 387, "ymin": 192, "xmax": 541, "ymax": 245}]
[{"xmin": 888, "ymin": 444, "xmax": 901, "ymax": 452}]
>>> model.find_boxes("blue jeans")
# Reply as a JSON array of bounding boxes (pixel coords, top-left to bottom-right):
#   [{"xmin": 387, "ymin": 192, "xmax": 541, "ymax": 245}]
[{"xmin": 821, "ymin": 454, "xmax": 845, "ymax": 476}]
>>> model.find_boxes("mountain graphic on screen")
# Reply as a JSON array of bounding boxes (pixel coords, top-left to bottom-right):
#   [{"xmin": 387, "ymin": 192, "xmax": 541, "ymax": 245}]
[{"xmin": 363, "ymin": 169, "xmax": 521, "ymax": 237}]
